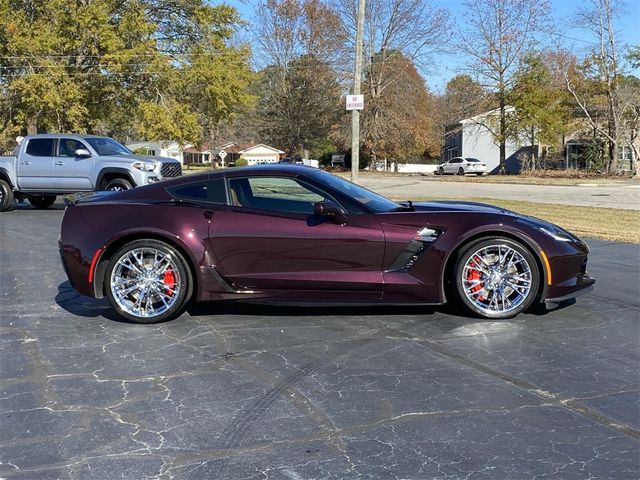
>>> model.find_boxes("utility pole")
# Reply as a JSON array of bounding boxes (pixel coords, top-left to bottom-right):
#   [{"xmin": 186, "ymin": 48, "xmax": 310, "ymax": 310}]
[{"xmin": 351, "ymin": 0, "xmax": 365, "ymax": 184}]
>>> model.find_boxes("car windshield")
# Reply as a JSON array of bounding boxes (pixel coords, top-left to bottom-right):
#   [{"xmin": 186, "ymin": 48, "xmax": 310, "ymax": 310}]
[
  {"xmin": 85, "ymin": 137, "xmax": 132, "ymax": 156},
  {"xmin": 308, "ymin": 171, "xmax": 400, "ymax": 213},
  {"xmin": 466, "ymin": 158, "xmax": 481, "ymax": 162}
]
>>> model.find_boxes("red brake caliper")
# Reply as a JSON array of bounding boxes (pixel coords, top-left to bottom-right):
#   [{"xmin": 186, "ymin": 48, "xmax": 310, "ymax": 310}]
[
  {"xmin": 163, "ymin": 270, "xmax": 176, "ymax": 296},
  {"xmin": 467, "ymin": 257, "xmax": 484, "ymax": 300}
]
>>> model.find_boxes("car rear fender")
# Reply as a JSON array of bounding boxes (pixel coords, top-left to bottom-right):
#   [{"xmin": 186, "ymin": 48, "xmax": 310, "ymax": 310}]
[{"xmin": 92, "ymin": 227, "xmax": 204, "ymax": 300}]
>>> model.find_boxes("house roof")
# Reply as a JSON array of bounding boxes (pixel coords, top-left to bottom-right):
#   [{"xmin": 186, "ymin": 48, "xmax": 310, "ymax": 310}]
[
  {"xmin": 214, "ymin": 143, "xmax": 284, "ymax": 155},
  {"xmin": 454, "ymin": 106, "xmax": 516, "ymax": 126},
  {"xmin": 238, "ymin": 144, "xmax": 285, "ymax": 154}
]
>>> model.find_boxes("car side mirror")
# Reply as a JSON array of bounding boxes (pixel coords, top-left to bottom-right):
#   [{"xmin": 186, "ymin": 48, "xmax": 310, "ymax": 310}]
[
  {"xmin": 75, "ymin": 148, "xmax": 91, "ymax": 158},
  {"xmin": 314, "ymin": 201, "xmax": 347, "ymax": 225}
]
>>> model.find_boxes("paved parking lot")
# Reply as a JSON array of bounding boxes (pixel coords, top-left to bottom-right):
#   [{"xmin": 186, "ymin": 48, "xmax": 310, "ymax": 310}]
[{"xmin": 1, "ymin": 202, "xmax": 639, "ymax": 479}]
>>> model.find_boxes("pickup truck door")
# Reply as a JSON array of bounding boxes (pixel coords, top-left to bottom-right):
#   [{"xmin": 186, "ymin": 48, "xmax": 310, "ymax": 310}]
[
  {"xmin": 54, "ymin": 138, "xmax": 94, "ymax": 191},
  {"xmin": 18, "ymin": 138, "xmax": 55, "ymax": 190}
]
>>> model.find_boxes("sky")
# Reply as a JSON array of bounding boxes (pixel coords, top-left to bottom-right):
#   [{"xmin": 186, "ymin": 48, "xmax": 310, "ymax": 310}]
[{"xmin": 224, "ymin": 0, "xmax": 640, "ymax": 92}]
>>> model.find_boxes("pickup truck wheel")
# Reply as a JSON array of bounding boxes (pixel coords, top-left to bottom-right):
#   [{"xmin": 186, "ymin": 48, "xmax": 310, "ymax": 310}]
[
  {"xmin": 28, "ymin": 195, "xmax": 56, "ymax": 209},
  {"xmin": 103, "ymin": 178, "xmax": 133, "ymax": 192},
  {"xmin": 0, "ymin": 179, "xmax": 14, "ymax": 212}
]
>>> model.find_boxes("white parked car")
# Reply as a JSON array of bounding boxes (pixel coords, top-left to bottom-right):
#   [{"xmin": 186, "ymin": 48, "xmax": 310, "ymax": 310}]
[{"xmin": 437, "ymin": 157, "xmax": 487, "ymax": 176}]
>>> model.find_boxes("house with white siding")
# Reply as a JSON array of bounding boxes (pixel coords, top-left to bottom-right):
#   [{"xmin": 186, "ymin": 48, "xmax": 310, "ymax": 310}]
[{"xmin": 442, "ymin": 108, "xmax": 533, "ymax": 174}]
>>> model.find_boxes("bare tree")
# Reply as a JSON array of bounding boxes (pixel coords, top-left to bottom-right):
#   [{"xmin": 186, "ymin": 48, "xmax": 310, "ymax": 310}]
[
  {"xmin": 565, "ymin": 0, "xmax": 624, "ymax": 174},
  {"xmin": 249, "ymin": 0, "xmax": 345, "ymax": 154},
  {"xmin": 333, "ymin": 0, "xmax": 449, "ymax": 163},
  {"xmin": 458, "ymin": 0, "xmax": 550, "ymax": 173}
]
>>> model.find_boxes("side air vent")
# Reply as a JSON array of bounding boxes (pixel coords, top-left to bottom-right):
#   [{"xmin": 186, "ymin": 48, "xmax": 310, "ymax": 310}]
[{"xmin": 386, "ymin": 227, "xmax": 442, "ymax": 272}]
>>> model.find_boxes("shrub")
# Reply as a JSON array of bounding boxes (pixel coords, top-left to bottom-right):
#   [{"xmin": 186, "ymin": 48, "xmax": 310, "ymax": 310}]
[{"xmin": 234, "ymin": 158, "xmax": 248, "ymax": 167}]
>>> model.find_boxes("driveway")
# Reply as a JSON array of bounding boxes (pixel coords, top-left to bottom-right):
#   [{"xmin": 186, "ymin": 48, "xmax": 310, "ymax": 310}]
[
  {"xmin": 352, "ymin": 174, "xmax": 640, "ymax": 210},
  {"xmin": 0, "ymin": 204, "xmax": 638, "ymax": 479}
]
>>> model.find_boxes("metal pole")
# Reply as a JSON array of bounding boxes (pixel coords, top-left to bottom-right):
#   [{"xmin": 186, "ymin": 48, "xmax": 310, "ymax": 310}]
[{"xmin": 351, "ymin": 0, "xmax": 365, "ymax": 184}]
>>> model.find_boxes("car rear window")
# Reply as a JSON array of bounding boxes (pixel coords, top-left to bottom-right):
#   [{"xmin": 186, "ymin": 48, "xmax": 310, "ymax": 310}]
[
  {"xmin": 26, "ymin": 138, "xmax": 54, "ymax": 156},
  {"xmin": 168, "ymin": 178, "xmax": 226, "ymax": 204}
]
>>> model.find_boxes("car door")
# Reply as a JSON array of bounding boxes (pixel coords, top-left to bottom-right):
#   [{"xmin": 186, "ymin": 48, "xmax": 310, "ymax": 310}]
[
  {"xmin": 17, "ymin": 138, "xmax": 55, "ymax": 190},
  {"xmin": 208, "ymin": 175, "xmax": 386, "ymax": 299},
  {"xmin": 445, "ymin": 158, "xmax": 458, "ymax": 174},
  {"xmin": 54, "ymin": 138, "xmax": 94, "ymax": 191}
]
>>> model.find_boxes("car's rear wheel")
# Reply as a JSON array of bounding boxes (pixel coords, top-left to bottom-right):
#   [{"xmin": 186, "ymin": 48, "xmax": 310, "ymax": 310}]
[
  {"xmin": 0, "ymin": 179, "xmax": 14, "ymax": 212},
  {"xmin": 457, "ymin": 167, "xmax": 465, "ymax": 175},
  {"xmin": 105, "ymin": 240, "xmax": 192, "ymax": 323},
  {"xmin": 454, "ymin": 237, "xmax": 539, "ymax": 319},
  {"xmin": 103, "ymin": 178, "xmax": 133, "ymax": 192},
  {"xmin": 28, "ymin": 195, "xmax": 56, "ymax": 209}
]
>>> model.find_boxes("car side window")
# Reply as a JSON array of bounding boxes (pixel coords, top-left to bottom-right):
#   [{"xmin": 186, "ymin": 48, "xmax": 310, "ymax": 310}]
[
  {"xmin": 25, "ymin": 139, "xmax": 54, "ymax": 156},
  {"xmin": 58, "ymin": 139, "xmax": 87, "ymax": 157},
  {"xmin": 229, "ymin": 176, "xmax": 327, "ymax": 214},
  {"xmin": 167, "ymin": 178, "xmax": 226, "ymax": 204}
]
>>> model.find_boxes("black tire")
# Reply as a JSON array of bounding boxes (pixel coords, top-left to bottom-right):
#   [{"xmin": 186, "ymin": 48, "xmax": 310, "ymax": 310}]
[
  {"xmin": 457, "ymin": 167, "xmax": 465, "ymax": 175},
  {"xmin": 438, "ymin": 167, "xmax": 445, "ymax": 175},
  {"xmin": 453, "ymin": 236, "xmax": 539, "ymax": 319},
  {"xmin": 0, "ymin": 179, "xmax": 14, "ymax": 212},
  {"xmin": 28, "ymin": 195, "xmax": 56, "ymax": 209},
  {"xmin": 105, "ymin": 239, "xmax": 193, "ymax": 324},
  {"xmin": 103, "ymin": 178, "xmax": 133, "ymax": 192}
]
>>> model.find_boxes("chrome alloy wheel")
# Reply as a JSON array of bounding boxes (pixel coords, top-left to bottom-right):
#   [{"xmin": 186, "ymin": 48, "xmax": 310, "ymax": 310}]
[
  {"xmin": 461, "ymin": 244, "xmax": 533, "ymax": 316},
  {"xmin": 110, "ymin": 247, "xmax": 182, "ymax": 319}
]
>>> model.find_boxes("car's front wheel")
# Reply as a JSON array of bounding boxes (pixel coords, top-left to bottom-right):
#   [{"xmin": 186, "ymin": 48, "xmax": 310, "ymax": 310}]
[
  {"xmin": 438, "ymin": 167, "xmax": 445, "ymax": 175},
  {"xmin": 28, "ymin": 195, "xmax": 56, "ymax": 209},
  {"xmin": 454, "ymin": 237, "xmax": 539, "ymax": 319},
  {"xmin": 105, "ymin": 240, "xmax": 192, "ymax": 323}
]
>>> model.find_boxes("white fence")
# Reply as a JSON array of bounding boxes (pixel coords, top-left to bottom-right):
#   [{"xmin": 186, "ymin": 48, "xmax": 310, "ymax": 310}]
[{"xmin": 394, "ymin": 163, "xmax": 438, "ymax": 174}]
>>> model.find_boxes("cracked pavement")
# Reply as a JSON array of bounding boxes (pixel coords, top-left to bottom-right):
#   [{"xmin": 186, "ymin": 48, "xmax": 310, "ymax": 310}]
[{"xmin": 1, "ymin": 203, "xmax": 639, "ymax": 479}]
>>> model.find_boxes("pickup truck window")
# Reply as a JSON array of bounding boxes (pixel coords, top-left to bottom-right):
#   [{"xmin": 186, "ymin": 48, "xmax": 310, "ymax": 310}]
[
  {"xmin": 85, "ymin": 137, "xmax": 131, "ymax": 156},
  {"xmin": 58, "ymin": 139, "xmax": 87, "ymax": 157},
  {"xmin": 26, "ymin": 138, "xmax": 54, "ymax": 156}
]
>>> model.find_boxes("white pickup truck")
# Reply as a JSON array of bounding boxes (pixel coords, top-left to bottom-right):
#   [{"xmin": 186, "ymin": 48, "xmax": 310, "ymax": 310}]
[{"xmin": 0, "ymin": 134, "xmax": 182, "ymax": 212}]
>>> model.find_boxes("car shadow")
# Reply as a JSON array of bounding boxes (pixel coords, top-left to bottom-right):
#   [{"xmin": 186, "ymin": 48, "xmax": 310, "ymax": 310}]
[
  {"xmin": 56, "ymin": 281, "xmax": 575, "ymax": 324},
  {"xmin": 55, "ymin": 281, "xmax": 125, "ymax": 322},
  {"xmin": 185, "ymin": 301, "xmax": 441, "ymax": 318},
  {"xmin": 11, "ymin": 201, "xmax": 66, "ymax": 211}
]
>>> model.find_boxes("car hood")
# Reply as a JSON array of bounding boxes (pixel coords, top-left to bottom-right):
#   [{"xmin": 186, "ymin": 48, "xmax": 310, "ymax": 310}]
[
  {"xmin": 95, "ymin": 154, "xmax": 179, "ymax": 164},
  {"xmin": 409, "ymin": 200, "xmax": 513, "ymax": 214}
]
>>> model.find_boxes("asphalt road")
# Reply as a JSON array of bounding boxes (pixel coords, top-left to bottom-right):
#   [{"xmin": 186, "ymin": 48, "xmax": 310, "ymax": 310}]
[
  {"xmin": 352, "ymin": 175, "xmax": 640, "ymax": 210},
  {"xmin": 1, "ymin": 203, "xmax": 639, "ymax": 480}
]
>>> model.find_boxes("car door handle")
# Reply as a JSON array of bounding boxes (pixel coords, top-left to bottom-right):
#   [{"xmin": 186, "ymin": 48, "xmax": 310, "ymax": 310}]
[
  {"xmin": 20, "ymin": 161, "xmax": 31, "ymax": 165},
  {"xmin": 55, "ymin": 161, "xmax": 65, "ymax": 166}
]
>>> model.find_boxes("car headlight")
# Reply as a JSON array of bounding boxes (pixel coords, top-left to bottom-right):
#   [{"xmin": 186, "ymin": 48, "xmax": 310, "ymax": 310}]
[
  {"xmin": 132, "ymin": 161, "xmax": 156, "ymax": 172},
  {"xmin": 540, "ymin": 226, "xmax": 573, "ymax": 242}
]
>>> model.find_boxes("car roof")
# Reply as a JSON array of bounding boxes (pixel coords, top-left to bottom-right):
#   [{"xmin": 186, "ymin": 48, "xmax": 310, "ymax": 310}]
[
  {"xmin": 223, "ymin": 164, "xmax": 320, "ymax": 178},
  {"xmin": 23, "ymin": 134, "xmax": 113, "ymax": 140}
]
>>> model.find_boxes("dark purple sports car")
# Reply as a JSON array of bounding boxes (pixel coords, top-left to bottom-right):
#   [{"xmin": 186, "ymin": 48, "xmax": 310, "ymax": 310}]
[{"xmin": 59, "ymin": 165, "xmax": 594, "ymax": 323}]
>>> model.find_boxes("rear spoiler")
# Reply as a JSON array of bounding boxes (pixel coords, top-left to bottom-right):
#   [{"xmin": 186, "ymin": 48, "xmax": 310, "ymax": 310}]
[{"xmin": 63, "ymin": 191, "xmax": 113, "ymax": 207}]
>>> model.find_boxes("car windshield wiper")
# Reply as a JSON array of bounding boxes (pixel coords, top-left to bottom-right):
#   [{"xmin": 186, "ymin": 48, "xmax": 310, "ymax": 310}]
[
  {"xmin": 391, "ymin": 201, "xmax": 414, "ymax": 212},
  {"xmin": 155, "ymin": 199, "xmax": 205, "ymax": 208}
]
